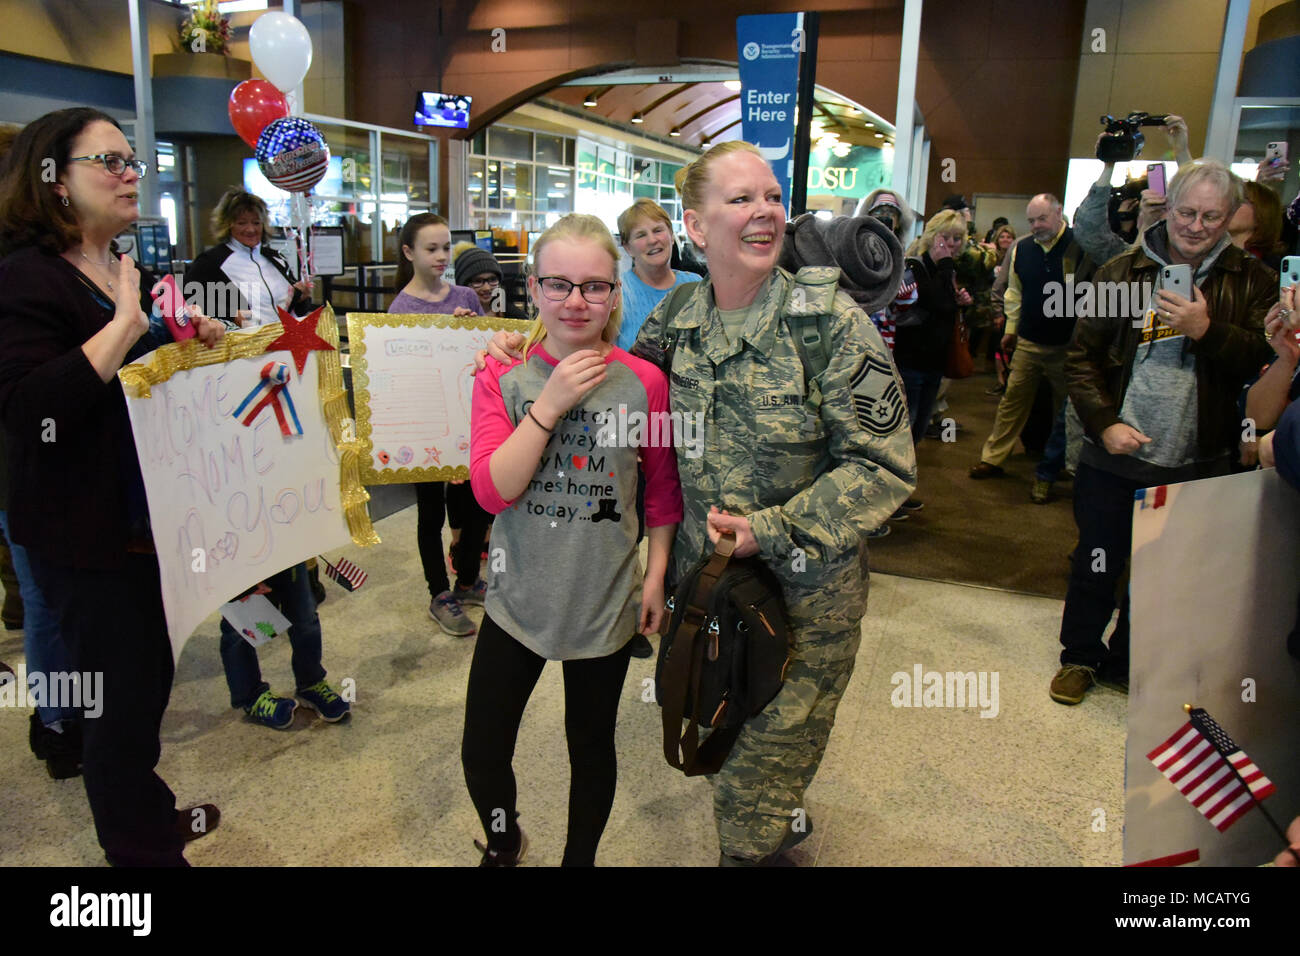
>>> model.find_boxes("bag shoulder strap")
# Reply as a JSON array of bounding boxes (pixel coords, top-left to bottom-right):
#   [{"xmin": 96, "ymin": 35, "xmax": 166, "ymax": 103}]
[
  {"xmin": 657, "ymin": 280, "xmax": 700, "ymax": 367},
  {"xmin": 786, "ymin": 267, "xmax": 839, "ymax": 386}
]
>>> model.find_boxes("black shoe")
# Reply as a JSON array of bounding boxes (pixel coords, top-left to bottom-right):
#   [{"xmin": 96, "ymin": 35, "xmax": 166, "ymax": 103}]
[
  {"xmin": 476, "ymin": 829, "xmax": 528, "ymax": 866},
  {"xmin": 176, "ymin": 804, "xmax": 220, "ymax": 842},
  {"xmin": 33, "ymin": 717, "xmax": 82, "ymax": 779},
  {"xmin": 899, "ymin": 498, "xmax": 924, "ymax": 514},
  {"xmin": 628, "ymin": 633, "xmax": 654, "ymax": 659}
]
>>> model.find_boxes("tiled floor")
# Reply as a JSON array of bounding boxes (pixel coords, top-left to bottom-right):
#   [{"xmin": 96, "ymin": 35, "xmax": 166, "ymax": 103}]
[{"xmin": 0, "ymin": 505, "xmax": 1125, "ymax": 866}]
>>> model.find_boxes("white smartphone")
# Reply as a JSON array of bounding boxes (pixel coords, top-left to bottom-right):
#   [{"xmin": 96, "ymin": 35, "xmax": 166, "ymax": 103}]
[
  {"xmin": 1265, "ymin": 142, "xmax": 1288, "ymax": 166},
  {"xmin": 1161, "ymin": 264, "xmax": 1192, "ymax": 300}
]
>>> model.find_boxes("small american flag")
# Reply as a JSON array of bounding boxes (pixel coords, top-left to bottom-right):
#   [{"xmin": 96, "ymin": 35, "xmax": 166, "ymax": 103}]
[
  {"xmin": 1147, "ymin": 708, "xmax": 1275, "ymax": 832},
  {"xmin": 321, "ymin": 556, "xmax": 367, "ymax": 592}
]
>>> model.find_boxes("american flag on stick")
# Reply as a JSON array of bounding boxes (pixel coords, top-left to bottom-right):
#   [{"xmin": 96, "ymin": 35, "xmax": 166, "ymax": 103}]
[
  {"xmin": 1147, "ymin": 706, "xmax": 1276, "ymax": 833},
  {"xmin": 321, "ymin": 555, "xmax": 367, "ymax": 592}
]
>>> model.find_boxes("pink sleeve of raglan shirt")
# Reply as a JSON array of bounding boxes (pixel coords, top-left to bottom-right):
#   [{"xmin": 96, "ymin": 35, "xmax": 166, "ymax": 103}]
[
  {"xmin": 627, "ymin": 353, "xmax": 683, "ymax": 527},
  {"xmin": 470, "ymin": 359, "xmax": 518, "ymax": 514}
]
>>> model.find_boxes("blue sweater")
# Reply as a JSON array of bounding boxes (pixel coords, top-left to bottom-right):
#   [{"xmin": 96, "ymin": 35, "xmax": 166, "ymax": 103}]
[{"xmin": 615, "ymin": 269, "xmax": 696, "ymax": 352}]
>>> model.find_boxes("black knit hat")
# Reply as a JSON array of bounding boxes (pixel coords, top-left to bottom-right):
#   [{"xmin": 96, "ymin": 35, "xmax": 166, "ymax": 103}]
[{"xmin": 453, "ymin": 245, "xmax": 503, "ymax": 284}]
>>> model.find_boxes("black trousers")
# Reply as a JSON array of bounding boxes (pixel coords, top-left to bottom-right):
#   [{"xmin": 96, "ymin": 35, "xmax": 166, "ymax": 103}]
[
  {"xmin": 30, "ymin": 552, "xmax": 185, "ymax": 866},
  {"xmin": 461, "ymin": 614, "xmax": 632, "ymax": 866},
  {"xmin": 415, "ymin": 480, "xmax": 491, "ymax": 598},
  {"xmin": 1058, "ymin": 462, "xmax": 1135, "ymax": 673}
]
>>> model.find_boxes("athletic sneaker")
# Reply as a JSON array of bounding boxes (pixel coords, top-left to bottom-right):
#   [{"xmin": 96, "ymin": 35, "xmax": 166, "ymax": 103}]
[
  {"xmin": 900, "ymin": 498, "xmax": 924, "ymax": 514},
  {"xmin": 430, "ymin": 591, "xmax": 476, "ymax": 637},
  {"xmin": 452, "ymin": 578, "xmax": 488, "ymax": 607},
  {"xmin": 245, "ymin": 690, "xmax": 297, "ymax": 730},
  {"xmin": 867, "ymin": 524, "xmax": 892, "ymax": 539},
  {"xmin": 297, "ymin": 680, "xmax": 351, "ymax": 722}
]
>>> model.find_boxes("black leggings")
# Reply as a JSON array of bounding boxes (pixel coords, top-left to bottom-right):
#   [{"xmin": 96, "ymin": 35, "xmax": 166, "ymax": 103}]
[
  {"xmin": 415, "ymin": 480, "xmax": 491, "ymax": 597},
  {"xmin": 461, "ymin": 614, "xmax": 632, "ymax": 866}
]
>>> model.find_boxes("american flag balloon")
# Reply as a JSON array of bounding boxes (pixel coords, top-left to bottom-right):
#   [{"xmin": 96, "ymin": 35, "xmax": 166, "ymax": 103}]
[{"xmin": 255, "ymin": 117, "xmax": 330, "ymax": 193}]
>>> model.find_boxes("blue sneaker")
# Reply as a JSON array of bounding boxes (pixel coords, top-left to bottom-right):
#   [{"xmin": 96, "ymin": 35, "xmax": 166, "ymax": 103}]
[
  {"xmin": 245, "ymin": 690, "xmax": 297, "ymax": 730},
  {"xmin": 297, "ymin": 680, "xmax": 351, "ymax": 722},
  {"xmin": 451, "ymin": 578, "xmax": 488, "ymax": 607}
]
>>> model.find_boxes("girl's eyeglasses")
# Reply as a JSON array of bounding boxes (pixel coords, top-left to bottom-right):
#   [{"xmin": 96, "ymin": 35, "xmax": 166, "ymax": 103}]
[{"xmin": 537, "ymin": 276, "xmax": 616, "ymax": 304}]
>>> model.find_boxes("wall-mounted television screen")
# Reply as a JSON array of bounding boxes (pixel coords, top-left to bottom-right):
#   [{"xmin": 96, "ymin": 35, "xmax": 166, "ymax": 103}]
[{"xmin": 415, "ymin": 92, "xmax": 471, "ymax": 130}]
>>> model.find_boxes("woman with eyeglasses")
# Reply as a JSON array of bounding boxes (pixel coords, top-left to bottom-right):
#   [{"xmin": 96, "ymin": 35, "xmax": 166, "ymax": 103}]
[
  {"xmin": 453, "ymin": 242, "xmax": 526, "ymax": 319},
  {"xmin": 0, "ymin": 108, "xmax": 225, "ymax": 865},
  {"xmin": 184, "ymin": 187, "xmax": 314, "ymax": 328}
]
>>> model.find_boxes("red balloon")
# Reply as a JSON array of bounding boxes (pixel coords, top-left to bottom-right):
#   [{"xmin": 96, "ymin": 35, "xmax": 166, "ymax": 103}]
[{"xmin": 229, "ymin": 80, "xmax": 290, "ymax": 149}]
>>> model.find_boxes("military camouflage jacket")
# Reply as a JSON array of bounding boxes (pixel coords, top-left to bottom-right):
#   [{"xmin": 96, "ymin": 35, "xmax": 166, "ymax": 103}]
[{"xmin": 635, "ymin": 266, "xmax": 916, "ymax": 637}]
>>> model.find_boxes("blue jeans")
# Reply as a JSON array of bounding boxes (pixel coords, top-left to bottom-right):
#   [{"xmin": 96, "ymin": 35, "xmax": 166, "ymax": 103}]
[
  {"xmin": 898, "ymin": 365, "xmax": 944, "ymax": 446},
  {"xmin": 0, "ymin": 510, "xmax": 73, "ymax": 726},
  {"xmin": 218, "ymin": 562, "xmax": 326, "ymax": 709},
  {"xmin": 1036, "ymin": 402, "xmax": 1068, "ymax": 482}
]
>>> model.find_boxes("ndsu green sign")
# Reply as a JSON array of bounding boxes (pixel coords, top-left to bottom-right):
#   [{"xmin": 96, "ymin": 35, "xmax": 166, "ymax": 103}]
[{"xmin": 808, "ymin": 144, "xmax": 889, "ymax": 198}]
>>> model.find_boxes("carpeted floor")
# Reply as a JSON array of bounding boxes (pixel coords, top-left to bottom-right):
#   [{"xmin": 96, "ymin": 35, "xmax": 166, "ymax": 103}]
[{"xmin": 867, "ymin": 370, "xmax": 1077, "ymax": 600}]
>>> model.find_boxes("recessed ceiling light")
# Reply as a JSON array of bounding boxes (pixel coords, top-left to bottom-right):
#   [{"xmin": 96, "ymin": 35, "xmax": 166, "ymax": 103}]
[
  {"xmin": 583, "ymin": 94, "xmax": 598, "ymax": 108},
  {"xmin": 865, "ymin": 122, "xmax": 874, "ymax": 128},
  {"xmin": 669, "ymin": 127, "xmax": 681, "ymax": 137},
  {"xmin": 723, "ymin": 80, "xmax": 742, "ymax": 91},
  {"xmin": 874, "ymin": 132, "xmax": 883, "ymax": 138},
  {"xmin": 631, "ymin": 113, "xmax": 644, "ymax": 124},
  {"xmin": 700, "ymin": 139, "xmax": 711, "ymax": 149}
]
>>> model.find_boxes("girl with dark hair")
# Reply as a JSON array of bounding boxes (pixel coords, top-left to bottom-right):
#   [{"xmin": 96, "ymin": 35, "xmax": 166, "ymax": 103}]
[
  {"xmin": 0, "ymin": 107, "xmax": 225, "ymax": 865},
  {"xmin": 388, "ymin": 213, "xmax": 490, "ymax": 637}
]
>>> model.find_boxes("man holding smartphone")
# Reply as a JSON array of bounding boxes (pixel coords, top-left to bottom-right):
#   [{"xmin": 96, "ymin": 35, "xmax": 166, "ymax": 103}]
[{"xmin": 1051, "ymin": 159, "xmax": 1277, "ymax": 706}]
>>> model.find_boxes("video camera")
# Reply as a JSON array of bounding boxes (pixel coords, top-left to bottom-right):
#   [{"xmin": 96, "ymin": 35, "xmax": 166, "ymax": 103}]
[{"xmin": 1097, "ymin": 112, "xmax": 1170, "ymax": 163}]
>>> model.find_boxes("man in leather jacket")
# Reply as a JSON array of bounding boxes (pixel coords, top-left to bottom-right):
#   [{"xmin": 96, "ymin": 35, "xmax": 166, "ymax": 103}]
[{"xmin": 1051, "ymin": 160, "xmax": 1276, "ymax": 706}]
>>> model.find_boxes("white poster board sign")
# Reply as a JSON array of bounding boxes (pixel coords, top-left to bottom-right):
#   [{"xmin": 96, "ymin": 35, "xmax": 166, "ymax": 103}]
[
  {"xmin": 346, "ymin": 313, "xmax": 530, "ymax": 484},
  {"xmin": 120, "ymin": 310, "xmax": 377, "ymax": 659},
  {"xmin": 1126, "ymin": 469, "xmax": 1300, "ymax": 866}
]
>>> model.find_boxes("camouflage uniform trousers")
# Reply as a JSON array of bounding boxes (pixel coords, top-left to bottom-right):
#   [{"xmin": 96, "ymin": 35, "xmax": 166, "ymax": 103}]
[{"xmin": 712, "ymin": 623, "xmax": 861, "ymax": 861}]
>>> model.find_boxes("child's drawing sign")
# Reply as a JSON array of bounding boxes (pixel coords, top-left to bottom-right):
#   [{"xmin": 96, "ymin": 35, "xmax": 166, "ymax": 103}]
[
  {"xmin": 346, "ymin": 313, "xmax": 531, "ymax": 485},
  {"xmin": 119, "ymin": 307, "xmax": 377, "ymax": 660}
]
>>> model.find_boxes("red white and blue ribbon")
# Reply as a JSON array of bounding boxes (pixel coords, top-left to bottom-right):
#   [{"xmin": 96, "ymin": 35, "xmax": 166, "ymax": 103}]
[{"xmin": 232, "ymin": 361, "xmax": 303, "ymax": 437}]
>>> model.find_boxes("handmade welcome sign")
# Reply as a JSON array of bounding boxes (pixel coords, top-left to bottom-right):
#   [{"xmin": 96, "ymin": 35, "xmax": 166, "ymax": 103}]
[
  {"xmin": 119, "ymin": 304, "xmax": 378, "ymax": 660},
  {"xmin": 345, "ymin": 312, "xmax": 530, "ymax": 485}
]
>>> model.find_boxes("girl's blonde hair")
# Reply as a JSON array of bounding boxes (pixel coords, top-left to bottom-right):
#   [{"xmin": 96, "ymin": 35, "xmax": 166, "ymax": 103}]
[
  {"xmin": 906, "ymin": 209, "xmax": 967, "ymax": 258},
  {"xmin": 617, "ymin": 198, "xmax": 672, "ymax": 245},
  {"xmin": 674, "ymin": 140, "xmax": 765, "ymax": 211},
  {"xmin": 522, "ymin": 213, "xmax": 623, "ymax": 355}
]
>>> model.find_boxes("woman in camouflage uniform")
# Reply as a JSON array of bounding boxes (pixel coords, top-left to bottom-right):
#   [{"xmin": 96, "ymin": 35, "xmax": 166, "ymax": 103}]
[{"xmin": 486, "ymin": 141, "xmax": 915, "ymax": 865}]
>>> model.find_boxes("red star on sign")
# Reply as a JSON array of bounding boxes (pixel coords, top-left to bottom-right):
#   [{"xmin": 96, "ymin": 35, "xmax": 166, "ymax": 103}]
[{"xmin": 265, "ymin": 305, "xmax": 334, "ymax": 375}]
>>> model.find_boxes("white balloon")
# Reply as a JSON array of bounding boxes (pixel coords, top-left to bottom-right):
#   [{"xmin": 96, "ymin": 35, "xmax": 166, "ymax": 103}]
[{"xmin": 249, "ymin": 12, "xmax": 313, "ymax": 94}]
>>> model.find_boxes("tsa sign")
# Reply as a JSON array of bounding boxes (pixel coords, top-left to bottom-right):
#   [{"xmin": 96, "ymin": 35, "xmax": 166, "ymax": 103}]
[{"xmin": 736, "ymin": 12, "xmax": 805, "ymax": 211}]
